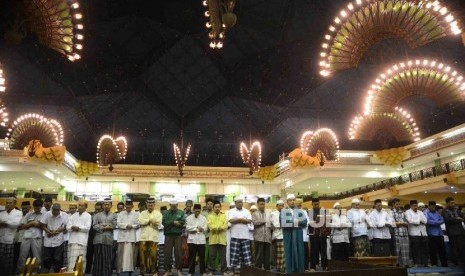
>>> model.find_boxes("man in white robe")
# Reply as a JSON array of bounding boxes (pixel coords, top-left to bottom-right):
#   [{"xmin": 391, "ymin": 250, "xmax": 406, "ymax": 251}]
[
  {"xmin": 67, "ymin": 200, "xmax": 92, "ymax": 272},
  {"xmin": 117, "ymin": 199, "xmax": 140, "ymax": 275},
  {"xmin": 368, "ymin": 199, "xmax": 394, "ymax": 256}
]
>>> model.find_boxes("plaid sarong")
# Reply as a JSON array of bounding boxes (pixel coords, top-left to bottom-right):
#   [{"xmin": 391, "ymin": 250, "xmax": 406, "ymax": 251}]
[
  {"xmin": 274, "ymin": 239, "xmax": 285, "ymax": 272},
  {"xmin": 67, "ymin": 243, "xmax": 87, "ymax": 272},
  {"xmin": 395, "ymin": 236, "xmax": 410, "ymax": 266},
  {"xmin": 0, "ymin": 243, "xmax": 15, "ymax": 274},
  {"xmin": 230, "ymin": 238, "xmax": 252, "ymax": 269}
]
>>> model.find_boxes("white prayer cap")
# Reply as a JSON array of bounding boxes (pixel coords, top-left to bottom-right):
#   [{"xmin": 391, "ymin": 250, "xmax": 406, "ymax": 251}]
[
  {"xmin": 351, "ymin": 198, "xmax": 361, "ymax": 204},
  {"xmin": 169, "ymin": 199, "xmax": 178, "ymax": 205},
  {"xmin": 234, "ymin": 196, "xmax": 244, "ymax": 202},
  {"xmin": 250, "ymin": 205, "xmax": 258, "ymax": 210},
  {"xmin": 418, "ymin": 202, "xmax": 425, "ymax": 207},
  {"xmin": 286, "ymin": 193, "xmax": 296, "ymax": 200},
  {"xmin": 276, "ymin": 200, "xmax": 284, "ymax": 205},
  {"xmin": 333, "ymin": 202, "xmax": 341, "ymax": 208}
]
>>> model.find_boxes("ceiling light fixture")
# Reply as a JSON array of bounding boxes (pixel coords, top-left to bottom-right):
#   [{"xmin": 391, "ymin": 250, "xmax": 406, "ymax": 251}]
[
  {"xmin": 26, "ymin": 0, "xmax": 85, "ymax": 61},
  {"xmin": 96, "ymin": 135, "xmax": 127, "ymax": 170},
  {"xmin": 319, "ymin": 0, "xmax": 463, "ymax": 77},
  {"xmin": 173, "ymin": 130, "xmax": 191, "ymax": 177},
  {"xmin": 349, "ymin": 108, "xmax": 420, "ymax": 148},
  {"xmin": 203, "ymin": 0, "xmax": 237, "ymax": 49},
  {"xmin": 363, "ymin": 60, "xmax": 465, "ymax": 116},
  {"xmin": 240, "ymin": 141, "xmax": 262, "ymax": 175},
  {"xmin": 5, "ymin": 113, "xmax": 64, "ymax": 149}
]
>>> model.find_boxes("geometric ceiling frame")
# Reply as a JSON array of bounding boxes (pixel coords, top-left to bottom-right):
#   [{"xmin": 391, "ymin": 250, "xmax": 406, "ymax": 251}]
[
  {"xmin": 364, "ymin": 59, "xmax": 465, "ymax": 115},
  {"xmin": 349, "ymin": 108, "xmax": 420, "ymax": 148},
  {"xmin": 26, "ymin": 0, "xmax": 84, "ymax": 61},
  {"xmin": 96, "ymin": 134, "xmax": 128, "ymax": 169},
  {"xmin": 5, "ymin": 113, "xmax": 64, "ymax": 150},
  {"xmin": 319, "ymin": 0, "xmax": 463, "ymax": 77}
]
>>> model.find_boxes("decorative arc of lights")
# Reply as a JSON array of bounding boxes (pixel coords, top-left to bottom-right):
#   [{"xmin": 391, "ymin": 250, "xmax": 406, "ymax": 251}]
[
  {"xmin": 300, "ymin": 130, "xmax": 314, "ymax": 154},
  {"xmin": 173, "ymin": 143, "xmax": 191, "ymax": 177},
  {"xmin": 0, "ymin": 63, "xmax": 5, "ymax": 93},
  {"xmin": 96, "ymin": 134, "xmax": 128, "ymax": 168},
  {"xmin": 0, "ymin": 101, "xmax": 8, "ymax": 127},
  {"xmin": 319, "ymin": 0, "xmax": 463, "ymax": 77},
  {"xmin": 27, "ymin": 0, "xmax": 84, "ymax": 61},
  {"xmin": 363, "ymin": 59, "xmax": 465, "ymax": 115},
  {"xmin": 308, "ymin": 128, "xmax": 340, "ymax": 161},
  {"xmin": 0, "ymin": 63, "xmax": 9, "ymax": 127},
  {"xmin": 299, "ymin": 128, "xmax": 339, "ymax": 164},
  {"xmin": 348, "ymin": 109, "xmax": 420, "ymax": 148},
  {"xmin": 240, "ymin": 141, "xmax": 262, "ymax": 175},
  {"xmin": 5, "ymin": 113, "xmax": 64, "ymax": 149},
  {"xmin": 202, "ymin": 0, "xmax": 237, "ymax": 49}
]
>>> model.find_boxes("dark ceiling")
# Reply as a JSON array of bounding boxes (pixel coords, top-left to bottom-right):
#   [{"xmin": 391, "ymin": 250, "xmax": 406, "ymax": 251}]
[{"xmin": 1, "ymin": 0, "xmax": 465, "ymax": 167}]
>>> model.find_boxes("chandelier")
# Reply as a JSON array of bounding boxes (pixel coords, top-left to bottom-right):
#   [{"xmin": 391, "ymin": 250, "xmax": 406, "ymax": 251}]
[
  {"xmin": 25, "ymin": 0, "xmax": 84, "ymax": 61},
  {"xmin": 5, "ymin": 113, "xmax": 64, "ymax": 149},
  {"xmin": 96, "ymin": 135, "xmax": 127, "ymax": 171},
  {"xmin": 349, "ymin": 107, "xmax": 420, "ymax": 148},
  {"xmin": 240, "ymin": 141, "xmax": 261, "ymax": 175},
  {"xmin": 319, "ymin": 0, "xmax": 462, "ymax": 77},
  {"xmin": 363, "ymin": 59, "xmax": 465, "ymax": 115},
  {"xmin": 173, "ymin": 130, "xmax": 191, "ymax": 177},
  {"xmin": 202, "ymin": 0, "xmax": 237, "ymax": 49}
]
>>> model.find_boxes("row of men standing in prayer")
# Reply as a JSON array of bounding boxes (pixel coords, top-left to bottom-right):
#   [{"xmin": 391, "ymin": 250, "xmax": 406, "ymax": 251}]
[
  {"xmin": 327, "ymin": 197, "xmax": 465, "ymax": 274},
  {"xmin": 0, "ymin": 197, "xmax": 91, "ymax": 275},
  {"xmin": 242, "ymin": 195, "xmax": 465, "ymax": 274}
]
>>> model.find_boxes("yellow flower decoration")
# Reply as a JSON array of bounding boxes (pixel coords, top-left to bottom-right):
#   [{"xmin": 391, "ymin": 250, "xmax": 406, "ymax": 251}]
[
  {"xmin": 256, "ymin": 165, "xmax": 277, "ymax": 180},
  {"xmin": 374, "ymin": 146, "xmax": 410, "ymax": 166},
  {"xmin": 75, "ymin": 161, "xmax": 99, "ymax": 177},
  {"xmin": 23, "ymin": 140, "xmax": 65, "ymax": 164}
]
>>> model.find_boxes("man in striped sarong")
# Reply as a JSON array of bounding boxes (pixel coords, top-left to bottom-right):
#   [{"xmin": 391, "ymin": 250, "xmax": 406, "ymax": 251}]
[
  {"xmin": 391, "ymin": 199, "xmax": 410, "ymax": 267},
  {"xmin": 271, "ymin": 200, "xmax": 285, "ymax": 272},
  {"xmin": 0, "ymin": 197, "xmax": 22, "ymax": 274},
  {"xmin": 92, "ymin": 200, "xmax": 116, "ymax": 276},
  {"xmin": 228, "ymin": 197, "xmax": 253, "ymax": 275}
]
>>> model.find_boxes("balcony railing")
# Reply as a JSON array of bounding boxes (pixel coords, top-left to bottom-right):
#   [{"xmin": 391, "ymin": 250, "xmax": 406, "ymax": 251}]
[{"xmin": 312, "ymin": 158, "xmax": 465, "ymax": 201}]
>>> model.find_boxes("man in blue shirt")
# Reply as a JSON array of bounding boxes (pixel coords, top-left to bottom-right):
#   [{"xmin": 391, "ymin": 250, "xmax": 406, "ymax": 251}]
[{"xmin": 426, "ymin": 201, "xmax": 447, "ymax": 267}]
